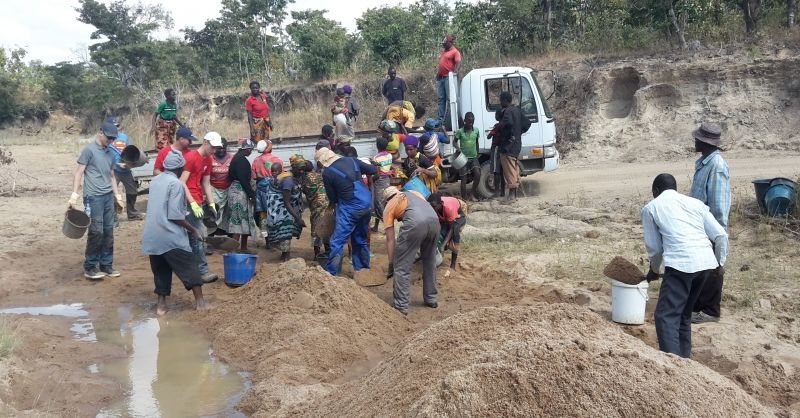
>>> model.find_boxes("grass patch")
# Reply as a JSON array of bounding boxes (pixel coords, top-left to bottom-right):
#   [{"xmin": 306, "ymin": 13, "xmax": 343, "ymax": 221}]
[{"xmin": 0, "ymin": 321, "xmax": 17, "ymax": 359}]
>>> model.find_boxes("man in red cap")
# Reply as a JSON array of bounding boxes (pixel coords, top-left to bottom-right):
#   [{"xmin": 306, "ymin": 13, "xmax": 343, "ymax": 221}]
[{"xmin": 436, "ymin": 34, "xmax": 461, "ymax": 123}]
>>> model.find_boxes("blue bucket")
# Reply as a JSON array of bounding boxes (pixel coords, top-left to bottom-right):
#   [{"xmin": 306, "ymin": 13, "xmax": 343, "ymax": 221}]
[
  {"xmin": 402, "ymin": 176, "xmax": 431, "ymax": 198},
  {"xmin": 765, "ymin": 180, "xmax": 796, "ymax": 217},
  {"xmin": 223, "ymin": 253, "xmax": 258, "ymax": 287}
]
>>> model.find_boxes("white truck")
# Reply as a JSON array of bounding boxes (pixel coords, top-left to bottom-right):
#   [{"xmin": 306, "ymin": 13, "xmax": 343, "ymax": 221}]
[{"xmin": 132, "ymin": 66, "xmax": 558, "ymax": 199}]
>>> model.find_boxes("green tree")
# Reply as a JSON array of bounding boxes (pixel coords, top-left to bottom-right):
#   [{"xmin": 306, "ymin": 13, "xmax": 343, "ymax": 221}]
[
  {"xmin": 286, "ymin": 10, "xmax": 349, "ymax": 80},
  {"xmin": 357, "ymin": 6, "xmax": 426, "ymax": 65},
  {"xmin": 46, "ymin": 62, "xmax": 123, "ymax": 113}
]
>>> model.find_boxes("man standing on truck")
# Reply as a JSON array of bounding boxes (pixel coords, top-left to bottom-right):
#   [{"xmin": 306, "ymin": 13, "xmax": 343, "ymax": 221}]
[
  {"xmin": 153, "ymin": 127, "xmax": 194, "ymax": 176},
  {"xmin": 179, "ymin": 132, "xmax": 223, "ymax": 283},
  {"xmin": 642, "ymin": 173, "xmax": 728, "ymax": 358},
  {"xmin": 150, "ymin": 88, "xmax": 184, "ymax": 150},
  {"xmin": 107, "ymin": 116, "xmax": 144, "ymax": 220},
  {"xmin": 383, "ymin": 67, "xmax": 406, "ymax": 103},
  {"xmin": 69, "ymin": 121, "xmax": 125, "ymax": 280},
  {"xmin": 489, "ymin": 92, "xmax": 522, "ymax": 203},
  {"xmin": 436, "ymin": 35, "xmax": 461, "ymax": 123},
  {"xmin": 689, "ymin": 122, "xmax": 730, "ymax": 324},
  {"xmin": 316, "ymin": 147, "xmax": 377, "ymax": 278}
]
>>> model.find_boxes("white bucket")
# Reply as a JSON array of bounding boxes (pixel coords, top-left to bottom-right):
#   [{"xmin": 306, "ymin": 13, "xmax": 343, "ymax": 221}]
[
  {"xmin": 450, "ymin": 151, "xmax": 468, "ymax": 170},
  {"xmin": 610, "ymin": 279, "xmax": 649, "ymax": 325}
]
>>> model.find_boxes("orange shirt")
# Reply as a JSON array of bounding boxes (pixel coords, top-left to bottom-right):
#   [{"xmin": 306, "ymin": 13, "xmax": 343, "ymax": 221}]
[
  {"xmin": 386, "ymin": 106, "xmax": 415, "ymax": 129},
  {"xmin": 382, "ymin": 190, "xmax": 424, "ymax": 229}
]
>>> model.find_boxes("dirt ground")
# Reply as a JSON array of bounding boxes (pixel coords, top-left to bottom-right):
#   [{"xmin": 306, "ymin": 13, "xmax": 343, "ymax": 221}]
[{"xmin": 1, "ymin": 49, "xmax": 800, "ymax": 416}]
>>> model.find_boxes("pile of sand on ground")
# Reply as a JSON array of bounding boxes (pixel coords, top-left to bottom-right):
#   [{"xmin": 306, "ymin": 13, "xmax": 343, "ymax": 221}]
[
  {"xmin": 202, "ymin": 258, "xmax": 411, "ymax": 416},
  {"xmin": 300, "ymin": 304, "xmax": 773, "ymax": 417}
]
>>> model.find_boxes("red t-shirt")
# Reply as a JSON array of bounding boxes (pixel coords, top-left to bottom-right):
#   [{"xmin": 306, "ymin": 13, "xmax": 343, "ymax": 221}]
[
  {"xmin": 245, "ymin": 93, "xmax": 270, "ymax": 119},
  {"xmin": 252, "ymin": 153, "xmax": 284, "ymax": 179},
  {"xmin": 154, "ymin": 146, "xmax": 190, "ymax": 173},
  {"xmin": 210, "ymin": 154, "xmax": 233, "ymax": 189},
  {"xmin": 183, "ymin": 150, "xmax": 212, "ymax": 203},
  {"xmin": 437, "ymin": 47, "xmax": 462, "ymax": 77},
  {"xmin": 440, "ymin": 196, "xmax": 461, "ymax": 223}
]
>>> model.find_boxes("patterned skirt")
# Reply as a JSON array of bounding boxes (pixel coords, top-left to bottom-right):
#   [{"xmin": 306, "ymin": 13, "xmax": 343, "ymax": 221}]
[
  {"xmin": 155, "ymin": 119, "xmax": 177, "ymax": 150},
  {"xmin": 227, "ymin": 181, "xmax": 253, "ymax": 235},
  {"xmin": 252, "ymin": 117, "xmax": 271, "ymax": 142}
]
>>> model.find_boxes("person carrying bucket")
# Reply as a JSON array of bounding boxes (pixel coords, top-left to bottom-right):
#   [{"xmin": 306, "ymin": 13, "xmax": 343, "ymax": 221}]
[
  {"xmin": 141, "ymin": 150, "xmax": 207, "ymax": 315},
  {"xmin": 641, "ymin": 173, "xmax": 728, "ymax": 358},
  {"xmin": 399, "ymin": 135, "xmax": 441, "ymax": 194},
  {"xmin": 427, "ymin": 193, "xmax": 467, "ymax": 270},
  {"xmin": 382, "ymin": 186, "xmax": 440, "ymax": 315},
  {"xmin": 315, "ymin": 147, "xmax": 377, "ymax": 277},
  {"xmin": 69, "ymin": 120, "xmax": 126, "ymax": 280},
  {"xmin": 688, "ymin": 122, "xmax": 730, "ymax": 325},
  {"xmin": 107, "ymin": 116, "xmax": 144, "ymax": 220}
]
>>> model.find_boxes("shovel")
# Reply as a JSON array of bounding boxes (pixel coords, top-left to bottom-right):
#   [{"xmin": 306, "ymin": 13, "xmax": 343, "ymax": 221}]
[
  {"xmin": 603, "ymin": 256, "xmax": 645, "ymax": 285},
  {"xmin": 206, "ymin": 236, "xmax": 241, "ymax": 251}
]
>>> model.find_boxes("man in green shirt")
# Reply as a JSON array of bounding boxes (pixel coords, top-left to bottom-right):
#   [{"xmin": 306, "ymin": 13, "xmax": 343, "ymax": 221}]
[
  {"xmin": 150, "ymin": 88, "xmax": 185, "ymax": 150},
  {"xmin": 453, "ymin": 111, "xmax": 481, "ymax": 201}
]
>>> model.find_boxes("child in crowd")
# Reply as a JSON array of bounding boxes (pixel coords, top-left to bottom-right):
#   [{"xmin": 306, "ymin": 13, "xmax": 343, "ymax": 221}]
[{"xmin": 453, "ymin": 112, "xmax": 482, "ymax": 200}]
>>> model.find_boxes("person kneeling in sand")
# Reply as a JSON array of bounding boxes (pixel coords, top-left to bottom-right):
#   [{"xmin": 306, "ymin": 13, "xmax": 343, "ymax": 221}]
[{"xmin": 141, "ymin": 150, "xmax": 208, "ymax": 314}]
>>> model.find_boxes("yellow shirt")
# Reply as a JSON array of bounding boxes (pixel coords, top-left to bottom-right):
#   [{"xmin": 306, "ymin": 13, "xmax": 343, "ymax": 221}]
[{"xmin": 386, "ymin": 106, "xmax": 415, "ymax": 129}]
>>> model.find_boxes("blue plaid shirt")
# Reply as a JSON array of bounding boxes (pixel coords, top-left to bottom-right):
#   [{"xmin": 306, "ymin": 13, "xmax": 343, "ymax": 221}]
[{"xmin": 690, "ymin": 150, "xmax": 730, "ymax": 230}]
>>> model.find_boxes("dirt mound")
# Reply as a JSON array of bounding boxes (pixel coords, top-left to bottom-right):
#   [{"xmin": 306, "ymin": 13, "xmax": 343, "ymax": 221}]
[
  {"xmin": 201, "ymin": 258, "xmax": 410, "ymax": 416},
  {"xmin": 302, "ymin": 305, "xmax": 772, "ymax": 417}
]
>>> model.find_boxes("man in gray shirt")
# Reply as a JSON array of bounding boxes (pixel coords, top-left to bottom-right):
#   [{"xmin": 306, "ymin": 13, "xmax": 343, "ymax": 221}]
[
  {"xmin": 142, "ymin": 150, "xmax": 207, "ymax": 315},
  {"xmin": 69, "ymin": 121, "xmax": 125, "ymax": 280}
]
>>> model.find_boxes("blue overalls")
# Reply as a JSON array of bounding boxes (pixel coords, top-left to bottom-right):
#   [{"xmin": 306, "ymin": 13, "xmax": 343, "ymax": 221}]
[{"xmin": 325, "ymin": 159, "xmax": 373, "ymax": 276}]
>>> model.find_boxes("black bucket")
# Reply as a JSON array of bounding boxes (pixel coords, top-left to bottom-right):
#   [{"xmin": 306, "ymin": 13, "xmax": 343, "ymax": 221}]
[
  {"xmin": 63, "ymin": 209, "xmax": 91, "ymax": 239},
  {"xmin": 752, "ymin": 179, "xmax": 771, "ymax": 214},
  {"xmin": 120, "ymin": 145, "xmax": 148, "ymax": 168}
]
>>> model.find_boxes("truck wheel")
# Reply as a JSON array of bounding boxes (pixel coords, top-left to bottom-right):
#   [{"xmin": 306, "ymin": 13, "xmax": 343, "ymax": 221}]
[{"xmin": 476, "ymin": 161, "xmax": 497, "ymax": 200}]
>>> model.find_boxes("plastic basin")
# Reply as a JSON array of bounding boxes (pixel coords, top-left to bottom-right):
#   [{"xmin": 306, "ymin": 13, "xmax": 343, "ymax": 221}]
[
  {"xmin": 223, "ymin": 253, "xmax": 258, "ymax": 287},
  {"xmin": 402, "ymin": 176, "xmax": 431, "ymax": 199}
]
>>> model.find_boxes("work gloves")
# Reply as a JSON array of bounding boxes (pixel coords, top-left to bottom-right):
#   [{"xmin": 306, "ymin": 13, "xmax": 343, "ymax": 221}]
[
  {"xmin": 190, "ymin": 201, "xmax": 204, "ymax": 218},
  {"xmin": 207, "ymin": 202, "xmax": 218, "ymax": 218},
  {"xmin": 68, "ymin": 192, "xmax": 80, "ymax": 209},
  {"xmin": 114, "ymin": 194, "xmax": 125, "ymax": 213}
]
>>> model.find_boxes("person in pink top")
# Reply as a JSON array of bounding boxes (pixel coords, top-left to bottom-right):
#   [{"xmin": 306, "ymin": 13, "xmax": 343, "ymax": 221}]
[
  {"xmin": 436, "ymin": 34, "xmax": 461, "ymax": 122},
  {"xmin": 427, "ymin": 192, "xmax": 467, "ymax": 270},
  {"xmin": 252, "ymin": 139, "xmax": 284, "ymax": 180}
]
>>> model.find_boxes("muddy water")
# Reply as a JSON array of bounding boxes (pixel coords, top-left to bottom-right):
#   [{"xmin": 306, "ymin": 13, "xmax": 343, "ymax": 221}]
[
  {"xmin": 0, "ymin": 303, "xmax": 98, "ymax": 341},
  {"xmin": 96, "ymin": 306, "xmax": 248, "ymax": 418}
]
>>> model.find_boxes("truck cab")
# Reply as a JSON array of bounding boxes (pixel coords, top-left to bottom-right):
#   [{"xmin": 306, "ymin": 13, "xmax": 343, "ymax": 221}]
[{"xmin": 441, "ymin": 67, "xmax": 558, "ymax": 198}]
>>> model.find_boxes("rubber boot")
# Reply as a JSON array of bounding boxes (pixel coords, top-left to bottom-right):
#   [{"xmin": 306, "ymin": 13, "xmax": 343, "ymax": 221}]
[{"xmin": 126, "ymin": 194, "xmax": 143, "ymax": 220}]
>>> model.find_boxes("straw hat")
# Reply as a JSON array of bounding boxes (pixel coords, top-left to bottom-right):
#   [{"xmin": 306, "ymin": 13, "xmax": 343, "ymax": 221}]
[
  {"xmin": 383, "ymin": 186, "xmax": 400, "ymax": 202},
  {"xmin": 315, "ymin": 147, "xmax": 340, "ymax": 167}
]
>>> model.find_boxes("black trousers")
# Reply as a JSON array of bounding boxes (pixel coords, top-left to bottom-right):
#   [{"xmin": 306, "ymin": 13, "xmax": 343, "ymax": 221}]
[
  {"xmin": 150, "ymin": 249, "xmax": 203, "ymax": 296},
  {"xmin": 655, "ymin": 267, "xmax": 711, "ymax": 358},
  {"xmin": 693, "ymin": 268, "xmax": 723, "ymax": 317}
]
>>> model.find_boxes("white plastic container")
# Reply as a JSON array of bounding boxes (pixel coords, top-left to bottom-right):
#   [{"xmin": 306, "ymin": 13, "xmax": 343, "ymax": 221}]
[{"xmin": 610, "ymin": 279, "xmax": 649, "ymax": 325}]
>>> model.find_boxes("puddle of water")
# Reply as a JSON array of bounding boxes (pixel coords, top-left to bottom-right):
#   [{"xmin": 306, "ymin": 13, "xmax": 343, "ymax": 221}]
[
  {"xmin": 0, "ymin": 303, "xmax": 98, "ymax": 342},
  {"xmin": 97, "ymin": 312, "xmax": 247, "ymax": 418}
]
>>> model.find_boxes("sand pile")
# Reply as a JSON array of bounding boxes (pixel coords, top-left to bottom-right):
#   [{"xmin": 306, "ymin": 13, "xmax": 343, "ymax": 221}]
[
  {"xmin": 301, "ymin": 304, "xmax": 772, "ymax": 417},
  {"xmin": 202, "ymin": 258, "xmax": 411, "ymax": 416}
]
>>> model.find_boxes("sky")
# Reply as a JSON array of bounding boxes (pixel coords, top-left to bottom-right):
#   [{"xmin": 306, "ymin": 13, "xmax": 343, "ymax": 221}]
[{"xmin": 0, "ymin": 0, "xmax": 458, "ymax": 65}]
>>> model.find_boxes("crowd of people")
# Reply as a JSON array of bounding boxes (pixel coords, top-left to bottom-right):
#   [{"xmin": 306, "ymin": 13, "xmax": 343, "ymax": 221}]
[{"xmin": 68, "ymin": 31, "xmax": 731, "ymax": 360}]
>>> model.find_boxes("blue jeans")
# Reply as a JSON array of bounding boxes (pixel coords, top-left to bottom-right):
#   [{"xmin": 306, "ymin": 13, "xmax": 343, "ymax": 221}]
[
  {"xmin": 436, "ymin": 77, "xmax": 448, "ymax": 122},
  {"xmin": 84, "ymin": 193, "xmax": 115, "ymax": 271},
  {"xmin": 186, "ymin": 211, "xmax": 209, "ymax": 275},
  {"xmin": 325, "ymin": 205, "xmax": 371, "ymax": 276}
]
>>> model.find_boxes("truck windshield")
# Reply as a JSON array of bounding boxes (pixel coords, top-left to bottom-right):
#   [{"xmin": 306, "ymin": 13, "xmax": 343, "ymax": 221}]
[
  {"xmin": 484, "ymin": 76, "xmax": 537, "ymax": 117},
  {"xmin": 530, "ymin": 71, "xmax": 553, "ymax": 119}
]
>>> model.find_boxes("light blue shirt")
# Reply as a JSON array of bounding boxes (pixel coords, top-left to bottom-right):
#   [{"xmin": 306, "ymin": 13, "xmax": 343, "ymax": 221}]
[
  {"xmin": 690, "ymin": 150, "xmax": 730, "ymax": 230},
  {"xmin": 642, "ymin": 190, "xmax": 728, "ymax": 274}
]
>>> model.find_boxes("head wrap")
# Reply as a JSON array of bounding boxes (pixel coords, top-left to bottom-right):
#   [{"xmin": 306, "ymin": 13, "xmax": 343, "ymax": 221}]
[
  {"xmin": 163, "ymin": 150, "xmax": 186, "ymax": 170},
  {"xmin": 315, "ymin": 147, "xmax": 340, "ymax": 168},
  {"xmin": 404, "ymin": 134, "xmax": 420, "ymax": 148},
  {"xmin": 379, "ymin": 120, "xmax": 400, "ymax": 134},
  {"xmin": 337, "ymin": 135, "xmax": 353, "ymax": 144},
  {"xmin": 256, "ymin": 139, "xmax": 272, "ymax": 153},
  {"xmin": 240, "ymin": 139, "xmax": 254, "ymax": 150},
  {"xmin": 343, "ymin": 84, "xmax": 353, "ymax": 95},
  {"xmin": 424, "ymin": 118, "xmax": 440, "ymax": 131},
  {"xmin": 289, "ymin": 154, "xmax": 306, "ymax": 171}
]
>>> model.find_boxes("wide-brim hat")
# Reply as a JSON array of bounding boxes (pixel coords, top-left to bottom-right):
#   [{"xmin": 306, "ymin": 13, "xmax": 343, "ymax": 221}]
[
  {"xmin": 692, "ymin": 122, "xmax": 723, "ymax": 147},
  {"xmin": 315, "ymin": 147, "xmax": 340, "ymax": 168}
]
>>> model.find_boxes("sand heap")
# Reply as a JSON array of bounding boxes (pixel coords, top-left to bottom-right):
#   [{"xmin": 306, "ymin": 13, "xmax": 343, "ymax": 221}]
[
  {"xmin": 202, "ymin": 258, "xmax": 410, "ymax": 416},
  {"xmin": 301, "ymin": 304, "xmax": 773, "ymax": 417}
]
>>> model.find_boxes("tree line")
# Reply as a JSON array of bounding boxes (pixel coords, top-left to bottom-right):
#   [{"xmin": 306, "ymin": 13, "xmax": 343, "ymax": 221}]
[{"xmin": 0, "ymin": 0, "xmax": 796, "ymax": 125}]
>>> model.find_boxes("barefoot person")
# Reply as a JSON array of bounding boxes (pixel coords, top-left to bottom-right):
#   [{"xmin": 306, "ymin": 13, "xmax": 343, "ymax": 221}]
[
  {"xmin": 141, "ymin": 151, "xmax": 207, "ymax": 314},
  {"xmin": 642, "ymin": 173, "xmax": 728, "ymax": 358}
]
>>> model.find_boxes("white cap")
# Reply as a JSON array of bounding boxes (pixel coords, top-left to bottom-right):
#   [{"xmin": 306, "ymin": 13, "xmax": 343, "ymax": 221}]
[
  {"xmin": 204, "ymin": 131, "xmax": 223, "ymax": 147},
  {"xmin": 256, "ymin": 140, "xmax": 268, "ymax": 152}
]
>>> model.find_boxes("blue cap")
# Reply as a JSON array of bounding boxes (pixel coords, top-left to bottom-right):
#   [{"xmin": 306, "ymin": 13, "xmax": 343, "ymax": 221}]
[
  {"xmin": 101, "ymin": 121, "xmax": 118, "ymax": 138},
  {"xmin": 176, "ymin": 127, "xmax": 196, "ymax": 142}
]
